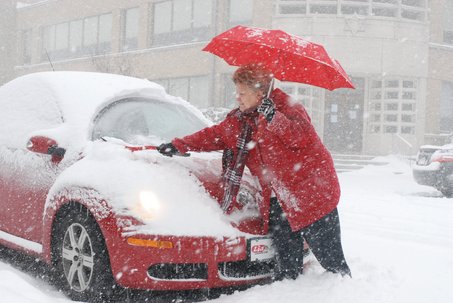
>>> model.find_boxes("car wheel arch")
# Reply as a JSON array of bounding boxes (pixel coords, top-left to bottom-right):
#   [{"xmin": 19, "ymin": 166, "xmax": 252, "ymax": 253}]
[
  {"xmin": 48, "ymin": 201, "xmax": 123, "ymax": 301},
  {"xmin": 41, "ymin": 188, "xmax": 115, "ymax": 264}
]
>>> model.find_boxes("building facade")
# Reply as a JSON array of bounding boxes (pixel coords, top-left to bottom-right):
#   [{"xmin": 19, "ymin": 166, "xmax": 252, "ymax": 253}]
[
  {"xmin": 0, "ymin": 0, "xmax": 17, "ymax": 85},
  {"xmin": 1, "ymin": 0, "xmax": 452, "ymax": 155}
]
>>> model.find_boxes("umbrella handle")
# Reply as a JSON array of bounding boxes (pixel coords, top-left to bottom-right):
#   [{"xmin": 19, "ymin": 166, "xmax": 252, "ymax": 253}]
[
  {"xmin": 266, "ymin": 77, "xmax": 274, "ymax": 98},
  {"xmin": 101, "ymin": 137, "xmax": 190, "ymax": 156}
]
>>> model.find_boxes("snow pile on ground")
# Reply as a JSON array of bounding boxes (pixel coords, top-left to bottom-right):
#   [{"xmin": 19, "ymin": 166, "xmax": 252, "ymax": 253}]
[{"xmin": 1, "ymin": 155, "xmax": 453, "ymax": 303}]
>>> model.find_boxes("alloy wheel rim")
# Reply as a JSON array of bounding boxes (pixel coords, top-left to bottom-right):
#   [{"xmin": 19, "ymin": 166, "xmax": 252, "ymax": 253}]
[{"xmin": 62, "ymin": 223, "xmax": 95, "ymax": 292}]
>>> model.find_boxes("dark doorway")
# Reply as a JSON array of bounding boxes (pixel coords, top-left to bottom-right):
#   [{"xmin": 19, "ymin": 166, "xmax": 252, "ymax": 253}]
[{"xmin": 324, "ymin": 78, "xmax": 365, "ymax": 154}]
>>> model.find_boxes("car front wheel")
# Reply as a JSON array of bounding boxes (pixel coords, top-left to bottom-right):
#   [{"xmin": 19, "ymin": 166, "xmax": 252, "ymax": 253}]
[
  {"xmin": 51, "ymin": 204, "xmax": 119, "ymax": 302},
  {"xmin": 438, "ymin": 172, "xmax": 453, "ymax": 198},
  {"xmin": 440, "ymin": 187, "xmax": 453, "ymax": 198}
]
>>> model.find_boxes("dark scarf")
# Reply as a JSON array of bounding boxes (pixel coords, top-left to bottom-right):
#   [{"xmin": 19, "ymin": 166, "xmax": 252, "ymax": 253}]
[{"xmin": 220, "ymin": 111, "xmax": 256, "ymax": 212}]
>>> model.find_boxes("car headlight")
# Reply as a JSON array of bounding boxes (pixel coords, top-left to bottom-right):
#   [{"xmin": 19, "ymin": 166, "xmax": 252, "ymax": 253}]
[{"xmin": 132, "ymin": 190, "xmax": 162, "ymax": 220}]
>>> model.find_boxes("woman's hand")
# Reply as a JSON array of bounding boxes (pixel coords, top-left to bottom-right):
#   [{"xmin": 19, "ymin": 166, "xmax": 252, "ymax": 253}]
[
  {"xmin": 257, "ymin": 98, "xmax": 275, "ymax": 122},
  {"xmin": 157, "ymin": 143, "xmax": 179, "ymax": 157}
]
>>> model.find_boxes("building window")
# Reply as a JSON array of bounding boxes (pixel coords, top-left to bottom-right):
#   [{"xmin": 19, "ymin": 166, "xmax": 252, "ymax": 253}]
[
  {"xmin": 229, "ymin": 0, "xmax": 253, "ymax": 26},
  {"xmin": 444, "ymin": 0, "xmax": 453, "ymax": 44},
  {"xmin": 371, "ymin": 114, "xmax": 381, "ymax": 122},
  {"xmin": 98, "ymin": 14, "xmax": 112, "ymax": 53},
  {"xmin": 385, "ymin": 103, "xmax": 398, "ymax": 111},
  {"xmin": 402, "ymin": 91, "xmax": 416, "ymax": 99},
  {"xmin": 278, "ymin": 82, "xmax": 324, "ymax": 133},
  {"xmin": 153, "ymin": 76, "xmax": 210, "ymax": 108},
  {"xmin": 385, "ymin": 91, "xmax": 399, "ymax": 99},
  {"xmin": 341, "ymin": 0, "xmax": 369, "ymax": 16},
  {"xmin": 385, "ymin": 114, "xmax": 398, "ymax": 122},
  {"xmin": 369, "ymin": 125, "xmax": 381, "ymax": 133},
  {"xmin": 384, "ymin": 125, "xmax": 398, "ymax": 133},
  {"xmin": 154, "ymin": 1, "xmax": 172, "ymax": 34},
  {"xmin": 122, "ymin": 7, "xmax": 139, "ymax": 51},
  {"xmin": 368, "ymin": 77, "xmax": 417, "ymax": 135},
  {"xmin": 193, "ymin": 0, "xmax": 212, "ymax": 28},
  {"xmin": 310, "ymin": 1, "xmax": 337, "ymax": 15},
  {"xmin": 402, "ymin": 103, "xmax": 415, "ymax": 111},
  {"xmin": 69, "ymin": 20, "xmax": 83, "ymax": 54},
  {"xmin": 401, "ymin": 114, "xmax": 414, "ymax": 123},
  {"xmin": 42, "ymin": 25, "xmax": 55, "ymax": 55},
  {"xmin": 21, "ymin": 29, "xmax": 32, "ymax": 65},
  {"xmin": 278, "ymin": 1, "xmax": 307, "ymax": 15},
  {"xmin": 369, "ymin": 102, "xmax": 382, "ymax": 111},
  {"xmin": 275, "ymin": 0, "xmax": 427, "ymax": 22},
  {"xmin": 372, "ymin": 6, "xmax": 397, "ymax": 18},
  {"xmin": 440, "ymin": 81, "xmax": 453, "ymax": 133},
  {"xmin": 223, "ymin": 74, "xmax": 237, "ymax": 109},
  {"xmin": 41, "ymin": 13, "xmax": 112, "ymax": 61},
  {"xmin": 401, "ymin": 126, "xmax": 414, "ymax": 134},
  {"xmin": 55, "ymin": 23, "xmax": 69, "ymax": 51},
  {"xmin": 83, "ymin": 16, "xmax": 98, "ymax": 51},
  {"xmin": 152, "ymin": 0, "xmax": 213, "ymax": 46}
]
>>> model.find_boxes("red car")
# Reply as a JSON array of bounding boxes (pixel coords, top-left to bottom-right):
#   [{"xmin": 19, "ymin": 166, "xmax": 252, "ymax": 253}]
[{"xmin": 0, "ymin": 72, "xmax": 275, "ymax": 302}]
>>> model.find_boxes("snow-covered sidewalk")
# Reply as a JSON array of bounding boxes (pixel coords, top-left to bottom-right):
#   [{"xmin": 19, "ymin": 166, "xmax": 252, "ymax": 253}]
[{"xmin": 1, "ymin": 156, "xmax": 453, "ymax": 303}]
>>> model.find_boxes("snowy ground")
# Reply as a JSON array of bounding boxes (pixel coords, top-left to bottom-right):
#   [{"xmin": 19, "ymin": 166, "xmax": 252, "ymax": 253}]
[{"xmin": 1, "ymin": 155, "xmax": 452, "ymax": 303}]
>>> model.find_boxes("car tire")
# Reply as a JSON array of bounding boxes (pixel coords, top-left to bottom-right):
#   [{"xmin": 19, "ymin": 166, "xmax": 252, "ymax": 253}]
[
  {"xmin": 439, "ymin": 173, "xmax": 453, "ymax": 198},
  {"xmin": 440, "ymin": 187, "xmax": 453, "ymax": 198},
  {"xmin": 51, "ymin": 203, "xmax": 120, "ymax": 303}
]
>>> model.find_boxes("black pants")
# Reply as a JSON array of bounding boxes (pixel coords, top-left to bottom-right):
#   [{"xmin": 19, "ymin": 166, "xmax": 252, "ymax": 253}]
[{"xmin": 268, "ymin": 198, "xmax": 351, "ymax": 279}]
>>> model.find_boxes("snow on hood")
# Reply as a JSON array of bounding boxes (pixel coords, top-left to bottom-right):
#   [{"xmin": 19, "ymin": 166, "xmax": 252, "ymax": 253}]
[
  {"xmin": 46, "ymin": 141, "xmax": 242, "ymax": 238},
  {"xmin": 0, "ymin": 71, "xmax": 211, "ymax": 150}
]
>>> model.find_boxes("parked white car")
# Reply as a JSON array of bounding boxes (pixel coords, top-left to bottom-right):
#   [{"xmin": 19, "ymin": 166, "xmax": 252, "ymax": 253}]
[{"xmin": 413, "ymin": 143, "xmax": 453, "ymax": 197}]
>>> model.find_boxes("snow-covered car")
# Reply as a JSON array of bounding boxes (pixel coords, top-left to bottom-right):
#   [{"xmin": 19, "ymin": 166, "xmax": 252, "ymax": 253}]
[
  {"xmin": 0, "ymin": 72, "xmax": 275, "ymax": 302},
  {"xmin": 412, "ymin": 143, "xmax": 453, "ymax": 197}
]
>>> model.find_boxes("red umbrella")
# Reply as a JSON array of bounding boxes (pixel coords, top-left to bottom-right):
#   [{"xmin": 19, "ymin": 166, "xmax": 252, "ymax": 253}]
[{"xmin": 203, "ymin": 25, "xmax": 354, "ymax": 91}]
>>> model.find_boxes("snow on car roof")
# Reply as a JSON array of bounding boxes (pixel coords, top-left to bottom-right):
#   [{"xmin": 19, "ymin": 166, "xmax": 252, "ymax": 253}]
[{"xmin": 0, "ymin": 71, "xmax": 210, "ymax": 149}]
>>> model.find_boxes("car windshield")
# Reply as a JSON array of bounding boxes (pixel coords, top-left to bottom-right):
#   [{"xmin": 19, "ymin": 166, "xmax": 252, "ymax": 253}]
[{"xmin": 91, "ymin": 98, "xmax": 208, "ymax": 145}]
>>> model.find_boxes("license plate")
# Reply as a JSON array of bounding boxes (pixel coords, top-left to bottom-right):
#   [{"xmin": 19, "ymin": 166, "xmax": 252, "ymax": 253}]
[
  {"xmin": 418, "ymin": 156, "xmax": 428, "ymax": 165},
  {"xmin": 250, "ymin": 238, "xmax": 275, "ymax": 261}
]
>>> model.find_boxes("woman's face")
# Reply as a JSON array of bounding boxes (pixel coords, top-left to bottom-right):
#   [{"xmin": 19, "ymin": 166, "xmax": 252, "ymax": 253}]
[{"xmin": 235, "ymin": 83, "xmax": 262, "ymax": 113}]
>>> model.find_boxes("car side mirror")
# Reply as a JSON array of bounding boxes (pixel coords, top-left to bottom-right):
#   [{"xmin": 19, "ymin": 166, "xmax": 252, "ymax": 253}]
[{"xmin": 27, "ymin": 136, "xmax": 66, "ymax": 164}]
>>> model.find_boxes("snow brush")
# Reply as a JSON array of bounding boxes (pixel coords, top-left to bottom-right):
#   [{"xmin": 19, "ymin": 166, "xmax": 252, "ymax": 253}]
[{"xmin": 100, "ymin": 137, "xmax": 190, "ymax": 156}]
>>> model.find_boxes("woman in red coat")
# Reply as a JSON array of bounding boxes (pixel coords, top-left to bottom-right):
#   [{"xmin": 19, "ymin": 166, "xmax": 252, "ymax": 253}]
[{"xmin": 158, "ymin": 64, "xmax": 351, "ymax": 279}]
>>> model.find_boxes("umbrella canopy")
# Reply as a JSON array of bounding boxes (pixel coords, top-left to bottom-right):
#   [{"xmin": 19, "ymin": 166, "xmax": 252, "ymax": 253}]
[{"xmin": 203, "ymin": 25, "xmax": 354, "ymax": 91}]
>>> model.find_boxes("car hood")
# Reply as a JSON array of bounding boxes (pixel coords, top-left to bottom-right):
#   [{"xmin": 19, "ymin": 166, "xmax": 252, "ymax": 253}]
[{"xmin": 46, "ymin": 141, "xmax": 262, "ymax": 238}]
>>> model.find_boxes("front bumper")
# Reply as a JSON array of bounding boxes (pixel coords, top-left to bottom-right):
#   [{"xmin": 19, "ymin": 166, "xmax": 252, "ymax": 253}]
[
  {"xmin": 412, "ymin": 162, "xmax": 441, "ymax": 187},
  {"xmin": 413, "ymin": 162, "xmax": 453, "ymax": 188},
  {"xmin": 105, "ymin": 231, "xmax": 274, "ymax": 291}
]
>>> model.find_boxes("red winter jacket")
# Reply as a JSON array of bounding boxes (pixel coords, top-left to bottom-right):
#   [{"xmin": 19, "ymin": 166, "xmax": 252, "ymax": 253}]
[{"xmin": 172, "ymin": 89, "xmax": 340, "ymax": 232}]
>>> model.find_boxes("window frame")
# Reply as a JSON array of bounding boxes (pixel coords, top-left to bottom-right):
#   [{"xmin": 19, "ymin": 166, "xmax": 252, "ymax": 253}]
[
  {"xmin": 41, "ymin": 13, "xmax": 112, "ymax": 62},
  {"xmin": 278, "ymin": 82, "xmax": 325, "ymax": 133},
  {"xmin": 151, "ymin": 75, "xmax": 211, "ymax": 108},
  {"xmin": 228, "ymin": 0, "xmax": 254, "ymax": 26},
  {"xmin": 275, "ymin": 0, "xmax": 428, "ymax": 22},
  {"xmin": 367, "ymin": 77, "xmax": 418, "ymax": 135},
  {"xmin": 21, "ymin": 29, "xmax": 33, "ymax": 65},
  {"xmin": 151, "ymin": 0, "xmax": 213, "ymax": 46},
  {"xmin": 122, "ymin": 7, "xmax": 140, "ymax": 51}
]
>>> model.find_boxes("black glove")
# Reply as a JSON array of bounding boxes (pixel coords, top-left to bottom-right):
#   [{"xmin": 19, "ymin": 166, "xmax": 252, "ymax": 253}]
[
  {"xmin": 257, "ymin": 98, "xmax": 275, "ymax": 122},
  {"xmin": 157, "ymin": 143, "xmax": 178, "ymax": 157}
]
